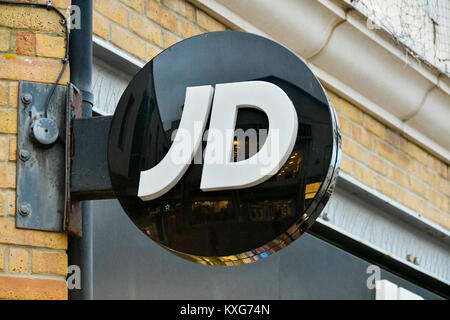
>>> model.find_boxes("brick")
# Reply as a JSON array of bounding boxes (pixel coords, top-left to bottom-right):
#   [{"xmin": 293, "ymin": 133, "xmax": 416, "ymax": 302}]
[
  {"xmin": 163, "ymin": 0, "xmax": 196, "ymax": 21},
  {"xmin": 0, "ymin": 246, "xmax": 3, "ymax": 271},
  {"xmin": 353, "ymin": 162, "xmax": 375, "ymax": 188},
  {"xmin": 36, "ymin": 34, "xmax": 66, "ymax": 58},
  {"xmin": 0, "ymin": 192, "xmax": 14, "ymax": 216},
  {"xmin": 399, "ymin": 136, "xmax": 409, "ymax": 153},
  {"xmin": 0, "ymin": 163, "xmax": 16, "ymax": 188},
  {"xmin": 16, "ymin": 32, "xmax": 34, "ymax": 56},
  {"xmin": 9, "ymin": 81, "xmax": 18, "ymax": 108},
  {"xmin": 0, "ymin": 6, "xmax": 65, "ymax": 33},
  {"xmin": 410, "ymin": 176, "xmax": 427, "ymax": 197},
  {"xmin": 0, "ymin": 108, "xmax": 17, "ymax": 134},
  {"xmin": 196, "ymin": 9, "xmax": 226, "ymax": 31},
  {"xmin": 146, "ymin": 0, "xmax": 179, "ymax": 34},
  {"xmin": 337, "ymin": 115, "xmax": 351, "ymax": 136},
  {"xmin": 0, "ymin": 56, "xmax": 70, "ymax": 84},
  {"xmin": 352, "ymin": 124, "xmax": 374, "ymax": 150},
  {"xmin": 0, "ymin": 28, "xmax": 10, "ymax": 52},
  {"xmin": 427, "ymin": 155, "xmax": 447, "ymax": 178},
  {"xmin": 419, "ymin": 165, "xmax": 440, "ymax": 188},
  {"xmin": 340, "ymin": 155, "xmax": 353, "ymax": 174},
  {"xmin": 0, "ymin": 136, "xmax": 7, "ymax": 160},
  {"xmin": 9, "ymin": 136, "xmax": 16, "ymax": 161},
  {"xmin": 375, "ymin": 176, "xmax": 398, "ymax": 199},
  {"xmin": 340, "ymin": 99, "xmax": 363, "ymax": 124},
  {"xmin": 179, "ymin": 19, "xmax": 203, "ymax": 38},
  {"xmin": 111, "ymin": 24, "xmax": 146, "ymax": 59},
  {"xmin": 53, "ymin": 0, "xmax": 71, "ymax": 9},
  {"xmin": 398, "ymin": 189, "xmax": 421, "ymax": 212},
  {"xmin": 364, "ymin": 114, "xmax": 385, "ymax": 139},
  {"xmin": 38, "ymin": 0, "xmax": 71, "ymax": 9},
  {"xmin": 0, "ymin": 220, "xmax": 67, "ymax": 250},
  {"xmin": 163, "ymin": 31, "xmax": 180, "ymax": 48},
  {"xmin": 6, "ymin": 192, "xmax": 15, "ymax": 216},
  {"xmin": 397, "ymin": 153, "xmax": 419, "ymax": 176},
  {"xmin": 376, "ymin": 140, "xmax": 397, "ymax": 164},
  {"xmin": 119, "ymin": 0, "xmax": 145, "ymax": 12},
  {"xmin": 0, "ymin": 81, "xmax": 6, "ymax": 105},
  {"xmin": 440, "ymin": 177, "xmax": 450, "ymax": 198},
  {"xmin": 441, "ymin": 214, "xmax": 450, "ymax": 230},
  {"xmin": 407, "ymin": 142, "xmax": 428, "ymax": 165},
  {"xmin": 421, "ymin": 204, "xmax": 442, "ymax": 225},
  {"xmin": 387, "ymin": 166, "xmax": 409, "ymax": 188},
  {"xmin": 94, "ymin": 0, "xmax": 128, "ymax": 27},
  {"xmin": 0, "ymin": 193, "xmax": 3, "ymax": 217},
  {"xmin": 365, "ymin": 153, "xmax": 388, "ymax": 175},
  {"xmin": 342, "ymin": 136, "xmax": 365, "ymax": 162},
  {"xmin": 146, "ymin": 44, "xmax": 162, "ymax": 61},
  {"xmin": 93, "ymin": 12, "xmax": 110, "ymax": 40},
  {"xmin": 129, "ymin": 12, "xmax": 163, "ymax": 46},
  {"xmin": 32, "ymin": 250, "xmax": 67, "ymax": 276},
  {"xmin": 0, "ymin": 276, "xmax": 67, "ymax": 300},
  {"xmin": 9, "ymin": 247, "xmax": 28, "ymax": 273},
  {"xmin": 385, "ymin": 128, "xmax": 401, "ymax": 149},
  {"xmin": 418, "ymin": 199, "xmax": 426, "ymax": 217},
  {"xmin": 427, "ymin": 189, "xmax": 448, "ymax": 212}
]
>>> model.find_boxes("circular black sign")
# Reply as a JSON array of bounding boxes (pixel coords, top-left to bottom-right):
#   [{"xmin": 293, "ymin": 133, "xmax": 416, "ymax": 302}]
[{"xmin": 108, "ymin": 31, "xmax": 341, "ymax": 265}]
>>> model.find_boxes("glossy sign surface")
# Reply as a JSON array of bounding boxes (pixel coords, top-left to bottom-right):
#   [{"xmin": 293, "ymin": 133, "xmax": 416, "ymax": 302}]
[{"xmin": 108, "ymin": 31, "xmax": 341, "ymax": 265}]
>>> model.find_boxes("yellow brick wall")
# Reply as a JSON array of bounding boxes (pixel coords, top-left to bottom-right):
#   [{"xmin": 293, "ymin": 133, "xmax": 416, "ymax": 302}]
[
  {"xmin": 330, "ymin": 91, "xmax": 450, "ymax": 229},
  {"xmin": 0, "ymin": 0, "xmax": 69, "ymax": 300},
  {"xmin": 93, "ymin": 0, "xmax": 227, "ymax": 61},
  {"xmin": 93, "ymin": 0, "xmax": 449, "ymax": 230}
]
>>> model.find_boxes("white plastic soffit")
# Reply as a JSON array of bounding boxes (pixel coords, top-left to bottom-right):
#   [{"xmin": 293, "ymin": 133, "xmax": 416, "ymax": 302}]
[{"xmin": 188, "ymin": 0, "xmax": 450, "ymax": 164}]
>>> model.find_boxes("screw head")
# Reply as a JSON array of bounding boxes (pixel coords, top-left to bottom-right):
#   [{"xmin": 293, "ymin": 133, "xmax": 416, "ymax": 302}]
[
  {"xmin": 21, "ymin": 94, "xmax": 32, "ymax": 105},
  {"xmin": 18, "ymin": 204, "xmax": 31, "ymax": 216},
  {"xmin": 19, "ymin": 149, "xmax": 30, "ymax": 161}
]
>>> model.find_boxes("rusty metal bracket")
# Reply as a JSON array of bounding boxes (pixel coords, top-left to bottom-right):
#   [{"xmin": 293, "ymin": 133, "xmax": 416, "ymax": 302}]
[
  {"xmin": 16, "ymin": 80, "xmax": 113, "ymax": 235},
  {"xmin": 16, "ymin": 81, "xmax": 68, "ymax": 232},
  {"xmin": 65, "ymin": 83, "xmax": 83, "ymax": 237}
]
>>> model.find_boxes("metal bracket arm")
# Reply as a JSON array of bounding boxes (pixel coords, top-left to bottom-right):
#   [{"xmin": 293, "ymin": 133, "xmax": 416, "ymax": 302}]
[{"xmin": 70, "ymin": 116, "xmax": 114, "ymax": 200}]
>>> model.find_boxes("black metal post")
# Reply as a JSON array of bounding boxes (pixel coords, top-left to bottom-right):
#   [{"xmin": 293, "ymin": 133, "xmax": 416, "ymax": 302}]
[{"xmin": 68, "ymin": 0, "xmax": 94, "ymax": 300}]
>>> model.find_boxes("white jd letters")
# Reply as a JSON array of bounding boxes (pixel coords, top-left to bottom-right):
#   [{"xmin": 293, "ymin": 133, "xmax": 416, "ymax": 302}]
[
  {"xmin": 137, "ymin": 81, "xmax": 298, "ymax": 201},
  {"xmin": 138, "ymin": 85, "xmax": 214, "ymax": 201}
]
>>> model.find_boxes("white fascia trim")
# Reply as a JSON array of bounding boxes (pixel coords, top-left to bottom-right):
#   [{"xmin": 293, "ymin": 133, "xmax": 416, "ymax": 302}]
[
  {"xmin": 93, "ymin": 36, "xmax": 145, "ymax": 70},
  {"xmin": 316, "ymin": 217, "xmax": 450, "ymax": 287},
  {"xmin": 188, "ymin": 0, "xmax": 450, "ymax": 164},
  {"xmin": 338, "ymin": 172, "xmax": 450, "ymax": 245}
]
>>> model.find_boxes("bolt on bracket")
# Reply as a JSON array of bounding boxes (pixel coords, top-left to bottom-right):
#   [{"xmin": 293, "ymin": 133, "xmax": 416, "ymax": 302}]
[{"xmin": 15, "ymin": 81, "xmax": 70, "ymax": 232}]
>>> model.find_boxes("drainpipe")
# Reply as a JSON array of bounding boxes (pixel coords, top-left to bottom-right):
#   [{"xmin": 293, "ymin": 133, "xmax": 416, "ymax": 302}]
[{"xmin": 68, "ymin": 0, "xmax": 94, "ymax": 300}]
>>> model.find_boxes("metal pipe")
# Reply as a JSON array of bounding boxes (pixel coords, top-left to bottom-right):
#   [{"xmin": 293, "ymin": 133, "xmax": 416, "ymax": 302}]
[
  {"xmin": 69, "ymin": 0, "xmax": 94, "ymax": 117},
  {"xmin": 68, "ymin": 0, "xmax": 94, "ymax": 300}
]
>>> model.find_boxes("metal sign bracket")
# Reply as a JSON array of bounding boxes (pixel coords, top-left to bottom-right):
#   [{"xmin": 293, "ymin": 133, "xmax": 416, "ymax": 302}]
[{"xmin": 16, "ymin": 81, "xmax": 69, "ymax": 232}]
